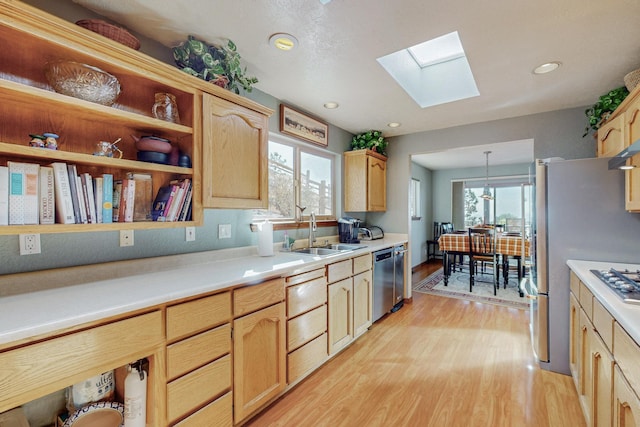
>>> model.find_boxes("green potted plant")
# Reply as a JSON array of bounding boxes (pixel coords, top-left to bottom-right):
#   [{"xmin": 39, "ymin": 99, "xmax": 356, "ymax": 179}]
[
  {"xmin": 351, "ymin": 130, "xmax": 388, "ymax": 156},
  {"xmin": 583, "ymin": 86, "xmax": 629, "ymax": 137},
  {"xmin": 173, "ymin": 35, "xmax": 258, "ymax": 94}
]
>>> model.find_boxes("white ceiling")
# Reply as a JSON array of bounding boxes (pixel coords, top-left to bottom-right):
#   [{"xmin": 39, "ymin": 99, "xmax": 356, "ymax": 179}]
[{"xmin": 72, "ymin": 0, "xmax": 640, "ymax": 167}]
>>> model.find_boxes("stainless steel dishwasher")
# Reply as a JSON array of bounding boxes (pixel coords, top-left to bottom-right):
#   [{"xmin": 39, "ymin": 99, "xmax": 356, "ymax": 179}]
[{"xmin": 373, "ymin": 244, "xmax": 406, "ymax": 322}]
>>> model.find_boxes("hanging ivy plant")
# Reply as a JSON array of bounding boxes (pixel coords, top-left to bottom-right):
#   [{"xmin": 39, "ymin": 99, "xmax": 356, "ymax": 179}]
[
  {"xmin": 351, "ymin": 130, "xmax": 388, "ymax": 156},
  {"xmin": 583, "ymin": 86, "xmax": 629, "ymax": 137},
  {"xmin": 172, "ymin": 35, "xmax": 258, "ymax": 94}
]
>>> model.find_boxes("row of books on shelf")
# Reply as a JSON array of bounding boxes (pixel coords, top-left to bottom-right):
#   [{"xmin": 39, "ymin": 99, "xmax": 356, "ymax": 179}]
[{"xmin": 0, "ymin": 161, "xmax": 192, "ymax": 225}]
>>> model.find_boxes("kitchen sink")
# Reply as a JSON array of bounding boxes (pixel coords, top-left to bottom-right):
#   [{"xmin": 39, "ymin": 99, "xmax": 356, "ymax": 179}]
[{"xmin": 290, "ymin": 244, "xmax": 367, "ymax": 257}]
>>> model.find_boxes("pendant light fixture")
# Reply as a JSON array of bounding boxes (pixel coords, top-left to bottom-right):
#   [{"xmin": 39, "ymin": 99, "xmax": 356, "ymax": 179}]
[{"xmin": 481, "ymin": 151, "xmax": 494, "ymax": 200}]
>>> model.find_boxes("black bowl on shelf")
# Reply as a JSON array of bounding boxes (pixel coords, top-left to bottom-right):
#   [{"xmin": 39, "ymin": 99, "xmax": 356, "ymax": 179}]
[{"xmin": 137, "ymin": 150, "xmax": 170, "ymax": 165}]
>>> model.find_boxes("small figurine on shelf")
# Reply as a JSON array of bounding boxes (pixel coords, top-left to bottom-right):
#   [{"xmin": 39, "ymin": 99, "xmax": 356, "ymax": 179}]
[
  {"xmin": 29, "ymin": 134, "xmax": 46, "ymax": 148},
  {"xmin": 43, "ymin": 133, "xmax": 59, "ymax": 150},
  {"xmin": 93, "ymin": 137, "xmax": 123, "ymax": 158}
]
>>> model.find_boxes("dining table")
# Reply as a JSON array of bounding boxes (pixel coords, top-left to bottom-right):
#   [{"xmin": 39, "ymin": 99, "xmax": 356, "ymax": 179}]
[{"xmin": 438, "ymin": 231, "xmax": 530, "ymax": 295}]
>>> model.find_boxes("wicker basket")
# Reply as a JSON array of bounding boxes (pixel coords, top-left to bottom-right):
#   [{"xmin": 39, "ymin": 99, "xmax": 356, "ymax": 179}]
[
  {"xmin": 624, "ymin": 68, "xmax": 640, "ymax": 92},
  {"xmin": 76, "ymin": 19, "xmax": 140, "ymax": 50}
]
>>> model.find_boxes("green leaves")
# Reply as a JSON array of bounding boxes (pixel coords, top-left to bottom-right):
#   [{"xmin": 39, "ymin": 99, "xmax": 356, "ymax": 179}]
[
  {"xmin": 172, "ymin": 35, "xmax": 258, "ymax": 94},
  {"xmin": 351, "ymin": 130, "xmax": 388, "ymax": 156},
  {"xmin": 583, "ymin": 86, "xmax": 629, "ymax": 137}
]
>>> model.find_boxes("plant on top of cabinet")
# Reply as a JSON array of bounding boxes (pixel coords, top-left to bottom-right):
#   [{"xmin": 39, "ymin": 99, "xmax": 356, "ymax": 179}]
[
  {"xmin": 350, "ymin": 130, "xmax": 388, "ymax": 157},
  {"xmin": 173, "ymin": 35, "xmax": 258, "ymax": 94},
  {"xmin": 583, "ymin": 86, "xmax": 629, "ymax": 137}
]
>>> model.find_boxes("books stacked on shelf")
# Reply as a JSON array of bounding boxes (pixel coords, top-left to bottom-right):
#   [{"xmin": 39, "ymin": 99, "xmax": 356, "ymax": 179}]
[
  {"xmin": 151, "ymin": 178, "xmax": 192, "ymax": 222},
  {"xmin": 1, "ymin": 161, "xmax": 192, "ymax": 226}
]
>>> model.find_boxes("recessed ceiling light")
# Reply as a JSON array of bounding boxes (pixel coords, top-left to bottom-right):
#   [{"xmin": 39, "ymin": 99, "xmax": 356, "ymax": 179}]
[
  {"xmin": 324, "ymin": 102, "xmax": 339, "ymax": 109},
  {"xmin": 533, "ymin": 62, "xmax": 561, "ymax": 74},
  {"xmin": 387, "ymin": 122, "xmax": 401, "ymax": 128},
  {"xmin": 618, "ymin": 165, "xmax": 636, "ymax": 170},
  {"xmin": 269, "ymin": 33, "xmax": 298, "ymax": 51}
]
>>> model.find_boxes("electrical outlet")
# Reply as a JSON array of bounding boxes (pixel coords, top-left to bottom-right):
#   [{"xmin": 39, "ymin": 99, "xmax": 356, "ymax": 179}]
[
  {"xmin": 19, "ymin": 233, "xmax": 41, "ymax": 255},
  {"xmin": 185, "ymin": 226, "xmax": 196, "ymax": 242},
  {"xmin": 120, "ymin": 230, "xmax": 134, "ymax": 247},
  {"xmin": 219, "ymin": 224, "xmax": 232, "ymax": 239}
]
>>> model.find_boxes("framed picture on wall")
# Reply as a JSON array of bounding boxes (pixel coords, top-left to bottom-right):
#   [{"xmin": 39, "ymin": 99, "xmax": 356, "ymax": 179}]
[{"xmin": 280, "ymin": 104, "xmax": 329, "ymax": 147}]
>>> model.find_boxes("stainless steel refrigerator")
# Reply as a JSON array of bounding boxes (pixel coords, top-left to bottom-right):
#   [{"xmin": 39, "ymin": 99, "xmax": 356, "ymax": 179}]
[{"xmin": 525, "ymin": 157, "xmax": 640, "ymax": 374}]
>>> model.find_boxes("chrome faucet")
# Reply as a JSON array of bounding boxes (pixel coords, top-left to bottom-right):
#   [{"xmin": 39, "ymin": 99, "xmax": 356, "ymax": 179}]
[{"xmin": 309, "ymin": 212, "xmax": 317, "ymax": 248}]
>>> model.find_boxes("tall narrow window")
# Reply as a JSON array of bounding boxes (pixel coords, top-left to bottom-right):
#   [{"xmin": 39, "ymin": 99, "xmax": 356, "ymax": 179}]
[{"xmin": 410, "ymin": 178, "xmax": 421, "ymax": 219}]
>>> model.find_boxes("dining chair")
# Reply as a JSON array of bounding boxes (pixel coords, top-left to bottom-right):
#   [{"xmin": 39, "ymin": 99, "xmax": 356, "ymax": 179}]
[
  {"xmin": 468, "ymin": 227, "xmax": 499, "ymax": 294},
  {"xmin": 427, "ymin": 221, "xmax": 453, "ymax": 261}
]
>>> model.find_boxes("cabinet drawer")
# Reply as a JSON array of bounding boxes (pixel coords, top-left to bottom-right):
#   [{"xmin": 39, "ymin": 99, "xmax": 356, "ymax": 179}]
[
  {"xmin": 167, "ymin": 324, "xmax": 231, "ymax": 381},
  {"xmin": 597, "ymin": 114, "xmax": 626, "ymax": 158},
  {"xmin": 613, "ymin": 322, "xmax": 640, "ymax": 394},
  {"xmin": 285, "ymin": 268, "xmax": 325, "ymax": 286},
  {"xmin": 173, "ymin": 391, "xmax": 232, "ymax": 427},
  {"xmin": 287, "ymin": 276, "xmax": 327, "ymax": 318},
  {"xmin": 234, "ymin": 277, "xmax": 284, "ymax": 317},
  {"xmin": 579, "ymin": 282, "xmax": 593, "ymax": 318},
  {"xmin": 287, "ymin": 333, "xmax": 328, "ymax": 384},
  {"xmin": 569, "ymin": 271, "xmax": 580, "ymax": 299},
  {"xmin": 167, "ymin": 354, "xmax": 231, "ymax": 423},
  {"xmin": 353, "ymin": 253, "xmax": 372, "ymax": 275},
  {"xmin": 167, "ymin": 292, "xmax": 231, "ymax": 342},
  {"xmin": 592, "ymin": 299, "xmax": 613, "ymax": 352},
  {"xmin": 287, "ymin": 305, "xmax": 327, "ymax": 351},
  {"xmin": 327, "ymin": 259, "xmax": 352, "ymax": 283},
  {"xmin": 0, "ymin": 311, "xmax": 162, "ymax": 413}
]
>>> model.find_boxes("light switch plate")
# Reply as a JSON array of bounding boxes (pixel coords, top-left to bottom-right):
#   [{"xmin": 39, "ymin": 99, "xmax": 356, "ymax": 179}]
[
  {"xmin": 186, "ymin": 226, "xmax": 196, "ymax": 241},
  {"xmin": 219, "ymin": 224, "xmax": 231, "ymax": 239}
]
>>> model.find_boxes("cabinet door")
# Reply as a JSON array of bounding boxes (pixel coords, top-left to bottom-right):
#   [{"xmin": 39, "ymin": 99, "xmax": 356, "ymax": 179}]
[
  {"xmin": 570, "ymin": 292, "xmax": 580, "ymax": 384},
  {"xmin": 597, "ymin": 114, "xmax": 626, "ymax": 158},
  {"xmin": 353, "ymin": 270, "xmax": 372, "ymax": 337},
  {"xmin": 202, "ymin": 93, "xmax": 268, "ymax": 208},
  {"xmin": 233, "ymin": 303, "xmax": 286, "ymax": 423},
  {"xmin": 613, "ymin": 365, "xmax": 640, "ymax": 427},
  {"xmin": 367, "ymin": 155, "xmax": 386, "ymax": 211},
  {"xmin": 328, "ymin": 278, "xmax": 353, "ymax": 355},
  {"xmin": 591, "ymin": 332, "xmax": 613, "ymax": 427},
  {"xmin": 579, "ymin": 307, "xmax": 593, "ymax": 426},
  {"xmin": 625, "ymin": 95, "xmax": 640, "ymax": 211}
]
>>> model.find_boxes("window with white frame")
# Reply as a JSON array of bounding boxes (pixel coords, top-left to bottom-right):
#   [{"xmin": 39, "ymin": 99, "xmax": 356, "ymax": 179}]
[
  {"xmin": 410, "ymin": 178, "xmax": 421, "ymax": 219},
  {"xmin": 254, "ymin": 134, "xmax": 335, "ymax": 221}
]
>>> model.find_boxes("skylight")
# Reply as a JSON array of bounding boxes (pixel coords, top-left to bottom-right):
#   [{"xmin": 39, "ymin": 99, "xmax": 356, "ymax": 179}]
[{"xmin": 377, "ymin": 31, "xmax": 479, "ymax": 108}]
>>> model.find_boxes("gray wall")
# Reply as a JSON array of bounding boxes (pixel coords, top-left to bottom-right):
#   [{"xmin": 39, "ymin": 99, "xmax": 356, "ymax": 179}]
[{"xmin": 377, "ymin": 107, "xmax": 596, "ymax": 268}]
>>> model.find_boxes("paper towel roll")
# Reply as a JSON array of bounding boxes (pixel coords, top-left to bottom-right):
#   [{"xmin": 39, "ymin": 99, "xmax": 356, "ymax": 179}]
[{"xmin": 257, "ymin": 220, "xmax": 274, "ymax": 256}]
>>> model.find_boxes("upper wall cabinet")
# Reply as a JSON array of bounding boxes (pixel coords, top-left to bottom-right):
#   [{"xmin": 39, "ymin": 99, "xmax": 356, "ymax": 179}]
[
  {"xmin": 596, "ymin": 83, "xmax": 640, "ymax": 212},
  {"xmin": 201, "ymin": 93, "xmax": 272, "ymax": 209},
  {"xmin": 344, "ymin": 149, "xmax": 387, "ymax": 212},
  {"xmin": 0, "ymin": 0, "xmax": 201, "ymax": 234}
]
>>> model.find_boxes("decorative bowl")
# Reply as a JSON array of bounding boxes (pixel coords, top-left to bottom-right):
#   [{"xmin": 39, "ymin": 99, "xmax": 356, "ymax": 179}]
[{"xmin": 44, "ymin": 60, "xmax": 121, "ymax": 106}]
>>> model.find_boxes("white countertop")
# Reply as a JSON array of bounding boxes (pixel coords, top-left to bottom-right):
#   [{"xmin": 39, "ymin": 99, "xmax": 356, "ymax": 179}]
[
  {"xmin": 0, "ymin": 235, "xmax": 407, "ymax": 347},
  {"xmin": 567, "ymin": 259, "xmax": 640, "ymax": 345}
]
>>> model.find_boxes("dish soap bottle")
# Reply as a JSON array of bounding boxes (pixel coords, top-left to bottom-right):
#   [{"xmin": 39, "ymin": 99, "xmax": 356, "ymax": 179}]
[{"xmin": 283, "ymin": 231, "xmax": 290, "ymax": 251}]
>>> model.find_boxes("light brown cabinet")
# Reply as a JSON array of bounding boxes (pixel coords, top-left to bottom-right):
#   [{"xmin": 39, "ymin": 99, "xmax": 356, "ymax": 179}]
[
  {"xmin": 327, "ymin": 253, "xmax": 373, "ymax": 355},
  {"xmin": 202, "ymin": 93, "xmax": 272, "ymax": 209},
  {"xmin": 595, "ymin": 83, "xmax": 640, "ymax": 212},
  {"xmin": 232, "ymin": 278, "xmax": 286, "ymax": 424},
  {"xmin": 0, "ymin": 311, "xmax": 165, "ymax": 424},
  {"xmin": 569, "ymin": 270, "xmax": 640, "ymax": 427},
  {"xmin": 613, "ymin": 365, "xmax": 640, "ymax": 427},
  {"xmin": 165, "ymin": 292, "xmax": 232, "ymax": 425},
  {"xmin": 284, "ymin": 267, "xmax": 328, "ymax": 384},
  {"xmin": 0, "ymin": 1, "xmax": 201, "ymax": 234},
  {"xmin": 344, "ymin": 149, "xmax": 387, "ymax": 212}
]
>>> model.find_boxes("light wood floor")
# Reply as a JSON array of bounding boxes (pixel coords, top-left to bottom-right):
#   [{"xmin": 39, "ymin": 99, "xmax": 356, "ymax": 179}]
[{"xmin": 246, "ymin": 261, "xmax": 585, "ymax": 427}]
